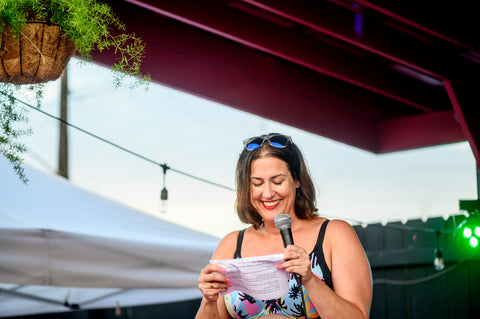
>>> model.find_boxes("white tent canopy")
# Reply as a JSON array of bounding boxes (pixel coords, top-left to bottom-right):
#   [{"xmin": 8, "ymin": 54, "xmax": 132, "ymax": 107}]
[{"xmin": 0, "ymin": 158, "xmax": 220, "ymax": 317}]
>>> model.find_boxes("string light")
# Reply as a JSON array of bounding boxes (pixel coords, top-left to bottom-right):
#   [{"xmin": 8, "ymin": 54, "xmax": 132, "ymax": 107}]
[
  {"xmin": 8, "ymin": 91, "xmax": 478, "ymax": 233},
  {"xmin": 159, "ymin": 164, "xmax": 169, "ymax": 213},
  {"xmin": 4, "ymin": 92, "xmax": 235, "ymax": 192},
  {"xmin": 433, "ymin": 230, "xmax": 444, "ymax": 271}
]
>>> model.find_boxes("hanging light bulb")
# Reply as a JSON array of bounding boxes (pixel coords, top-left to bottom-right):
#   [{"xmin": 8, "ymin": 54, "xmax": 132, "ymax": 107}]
[
  {"xmin": 433, "ymin": 248, "xmax": 444, "ymax": 271},
  {"xmin": 433, "ymin": 230, "xmax": 444, "ymax": 271},
  {"xmin": 160, "ymin": 186, "xmax": 168, "ymax": 213},
  {"xmin": 159, "ymin": 164, "xmax": 169, "ymax": 213}
]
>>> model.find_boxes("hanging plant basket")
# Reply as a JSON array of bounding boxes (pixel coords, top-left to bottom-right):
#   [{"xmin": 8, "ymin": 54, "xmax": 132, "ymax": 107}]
[
  {"xmin": 1, "ymin": 0, "xmax": 150, "ymax": 184},
  {"xmin": 0, "ymin": 19, "xmax": 76, "ymax": 84}
]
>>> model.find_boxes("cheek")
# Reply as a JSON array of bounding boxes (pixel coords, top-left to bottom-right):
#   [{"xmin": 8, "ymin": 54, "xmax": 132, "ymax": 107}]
[{"xmin": 249, "ymin": 187, "xmax": 261, "ymax": 201}]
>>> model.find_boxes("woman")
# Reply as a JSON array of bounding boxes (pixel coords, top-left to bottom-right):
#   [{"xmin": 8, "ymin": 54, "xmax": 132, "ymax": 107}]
[{"xmin": 196, "ymin": 133, "xmax": 372, "ymax": 318}]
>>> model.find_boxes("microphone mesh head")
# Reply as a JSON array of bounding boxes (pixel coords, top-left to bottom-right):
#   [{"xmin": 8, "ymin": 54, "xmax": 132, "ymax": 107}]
[{"xmin": 274, "ymin": 214, "xmax": 292, "ymax": 230}]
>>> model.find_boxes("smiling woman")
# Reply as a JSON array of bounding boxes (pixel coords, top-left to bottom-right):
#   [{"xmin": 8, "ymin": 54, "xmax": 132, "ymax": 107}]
[
  {"xmin": 195, "ymin": 133, "xmax": 373, "ymax": 319},
  {"xmin": 249, "ymin": 156, "xmax": 299, "ymax": 223},
  {"xmin": 236, "ymin": 134, "xmax": 317, "ymax": 228}
]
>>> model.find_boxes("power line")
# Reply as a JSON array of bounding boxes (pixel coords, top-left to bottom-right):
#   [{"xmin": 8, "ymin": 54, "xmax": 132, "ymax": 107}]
[
  {"xmin": 372, "ymin": 253, "xmax": 475, "ymax": 286},
  {"xmin": 2, "ymin": 91, "xmax": 464, "ymax": 231},
  {"xmin": 2, "ymin": 91, "xmax": 235, "ymax": 192}
]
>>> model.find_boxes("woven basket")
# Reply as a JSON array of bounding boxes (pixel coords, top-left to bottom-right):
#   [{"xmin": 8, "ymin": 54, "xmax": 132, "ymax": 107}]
[{"xmin": 0, "ymin": 20, "xmax": 76, "ymax": 84}]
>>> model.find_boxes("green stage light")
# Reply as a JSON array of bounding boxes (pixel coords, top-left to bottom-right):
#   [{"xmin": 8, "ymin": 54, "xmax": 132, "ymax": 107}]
[
  {"xmin": 475, "ymin": 226, "xmax": 480, "ymax": 237},
  {"xmin": 461, "ymin": 223, "xmax": 480, "ymax": 248},
  {"xmin": 463, "ymin": 227, "xmax": 472, "ymax": 238},
  {"xmin": 470, "ymin": 236, "xmax": 479, "ymax": 248},
  {"xmin": 458, "ymin": 200, "xmax": 480, "ymax": 248}
]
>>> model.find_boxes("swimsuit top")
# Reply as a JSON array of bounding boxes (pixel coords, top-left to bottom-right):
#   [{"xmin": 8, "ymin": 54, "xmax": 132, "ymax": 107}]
[{"xmin": 224, "ymin": 220, "xmax": 332, "ymax": 318}]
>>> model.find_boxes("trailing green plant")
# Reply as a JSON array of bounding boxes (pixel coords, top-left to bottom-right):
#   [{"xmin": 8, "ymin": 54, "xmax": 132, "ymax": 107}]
[
  {"xmin": 0, "ymin": 0, "xmax": 150, "ymax": 87},
  {"xmin": 0, "ymin": 0, "xmax": 150, "ymax": 182},
  {"xmin": 0, "ymin": 84, "xmax": 42, "ymax": 183}
]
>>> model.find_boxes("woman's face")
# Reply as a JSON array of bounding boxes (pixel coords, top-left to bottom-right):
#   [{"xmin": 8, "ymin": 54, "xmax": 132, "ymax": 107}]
[{"xmin": 249, "ymin": 156, "xmax": 299, "ymax": 222}]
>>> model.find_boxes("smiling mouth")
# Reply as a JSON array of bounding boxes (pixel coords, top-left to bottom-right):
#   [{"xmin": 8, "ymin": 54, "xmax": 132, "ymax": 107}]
[{"xmin": 262, "ymin": 200, "xmax": 280, "ymax": 210}]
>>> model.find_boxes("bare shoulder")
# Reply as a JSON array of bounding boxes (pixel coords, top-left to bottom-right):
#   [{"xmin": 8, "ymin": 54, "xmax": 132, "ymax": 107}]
[
  {"xmin": 326, "ymin": 219, "xmax": 357, "ymax": 236},
  {"xmin": 211, "ymin": 229, "xmax": 244, "ymax": 260},
  {"xmin": 324, "ymin": 220, "xmax": 372, "ymax": 315},
  {"xmin": 324, "ymin": 219, "xmax": 364, "ymax": 252}
]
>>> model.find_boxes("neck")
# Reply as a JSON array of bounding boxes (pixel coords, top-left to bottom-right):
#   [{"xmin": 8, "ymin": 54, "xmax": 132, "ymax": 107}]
[{"xmin": 261, "ymin": 214, "xmax": 299, "ymax": 235}]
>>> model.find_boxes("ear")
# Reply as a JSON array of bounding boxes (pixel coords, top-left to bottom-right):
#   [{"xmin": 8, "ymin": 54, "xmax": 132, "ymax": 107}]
[{"xmin": 296, "ymin": 181, "xmax": 300, "ymax": 188}]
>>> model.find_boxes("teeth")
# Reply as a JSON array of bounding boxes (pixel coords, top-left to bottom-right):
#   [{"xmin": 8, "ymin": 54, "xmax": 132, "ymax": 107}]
[{"xmin": 263, "ymin": 200, "xmax": 280, "ymax": 207}]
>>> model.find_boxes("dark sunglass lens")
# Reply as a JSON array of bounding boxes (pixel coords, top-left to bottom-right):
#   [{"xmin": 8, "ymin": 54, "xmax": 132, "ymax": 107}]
[
  {"xmin": 246, "ymin": 143, "xmax": 261, "ymax": 151},
  {"xmin": 269, "ymin": 135, "xmax": 289, "ymax": 148},
  {"xmin": 245, "ymin": 137, "xmax": 264, "ymax": 151}
]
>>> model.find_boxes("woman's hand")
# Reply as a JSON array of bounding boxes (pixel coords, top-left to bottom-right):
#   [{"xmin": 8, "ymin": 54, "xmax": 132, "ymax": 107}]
[
  {"xmin": 277, "ymin": 245, "xmax": 314, "ymax": 283},
  {"xmin": 198, "ymin": 264, "xmax": 232, "ymax": 303}
]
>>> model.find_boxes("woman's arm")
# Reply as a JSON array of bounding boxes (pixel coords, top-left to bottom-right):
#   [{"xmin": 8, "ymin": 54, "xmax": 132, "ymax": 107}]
[
  {"xmin": 280, "ymin": 220, "xmax": 372, "ymax": 319},
  {"xmin": 195, "ymin": 231, "xmax": 239, "ymax": 319}
]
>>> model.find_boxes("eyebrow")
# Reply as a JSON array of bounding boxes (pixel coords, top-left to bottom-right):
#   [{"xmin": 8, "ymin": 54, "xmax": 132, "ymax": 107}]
[{"xmin": 250, "ymin": 174, "xmax": 288, "ymax": 180}]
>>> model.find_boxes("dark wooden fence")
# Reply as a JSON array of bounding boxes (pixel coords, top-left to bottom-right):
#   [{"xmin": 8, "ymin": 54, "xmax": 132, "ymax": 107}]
[{"xmin": 354, "ymin": 214, "xmax": 480, "ymax": 319}]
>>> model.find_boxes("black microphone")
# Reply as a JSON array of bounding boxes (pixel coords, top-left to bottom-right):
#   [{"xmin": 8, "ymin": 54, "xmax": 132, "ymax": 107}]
[{"xmin": 274, "ymin": 214, "xmax": 302, "ymax": 285}]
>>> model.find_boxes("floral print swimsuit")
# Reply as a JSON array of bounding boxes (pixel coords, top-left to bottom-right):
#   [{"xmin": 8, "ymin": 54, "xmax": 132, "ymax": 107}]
[{"xmin": 224, "ymin": 220, "xmax": 332, "ymax": 318}]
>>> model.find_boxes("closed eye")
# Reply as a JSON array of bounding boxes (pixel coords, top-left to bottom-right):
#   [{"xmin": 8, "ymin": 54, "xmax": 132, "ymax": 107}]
[
  {"xmin": 251, "ymin": 178, "xmax": 264, "ymax": 187},
  {"xmin": 272, "ymin": 177, "xmax": 286, "ymax": 185}
]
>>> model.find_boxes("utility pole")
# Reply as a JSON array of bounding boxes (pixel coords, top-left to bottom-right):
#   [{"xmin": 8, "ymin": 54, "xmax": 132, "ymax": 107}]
[{"xmin": 58, "ymin": 66, "xmax": 69, "ymax": 179}]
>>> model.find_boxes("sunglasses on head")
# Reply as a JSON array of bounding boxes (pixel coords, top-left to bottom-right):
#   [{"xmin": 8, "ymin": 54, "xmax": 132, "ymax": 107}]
[{"xmin": 243, "ymin": 134, "xmax": 292, "ymax": 151}]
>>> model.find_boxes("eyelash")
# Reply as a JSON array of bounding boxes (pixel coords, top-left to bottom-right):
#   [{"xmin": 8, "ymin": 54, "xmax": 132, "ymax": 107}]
[{"xmin": 252, "ymin": 180, "xmax": 283, "ymax": 187}]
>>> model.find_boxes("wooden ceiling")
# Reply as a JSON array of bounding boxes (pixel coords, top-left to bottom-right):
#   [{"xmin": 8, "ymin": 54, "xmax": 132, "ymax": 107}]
[{"xmin": 93, "ymin": 0, "xmax": 480, "ymax": 166}]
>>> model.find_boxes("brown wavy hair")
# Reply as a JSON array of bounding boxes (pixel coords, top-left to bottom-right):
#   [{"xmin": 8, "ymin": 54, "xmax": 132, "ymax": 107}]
[{"xmin": 235, "ymin": 133, "xmax": 318, "ymax": 228}]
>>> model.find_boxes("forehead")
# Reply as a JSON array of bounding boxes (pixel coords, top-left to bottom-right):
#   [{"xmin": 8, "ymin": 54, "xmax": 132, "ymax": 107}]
[{"xmin": 250, "ymin": 157, "xmax": 290, "ymax": 177}]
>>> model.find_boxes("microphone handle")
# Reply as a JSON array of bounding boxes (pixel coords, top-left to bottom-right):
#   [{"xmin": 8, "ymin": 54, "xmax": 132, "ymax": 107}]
[
  {"xmin": 279, "ymin": 228, "xmax": 294, "ymax": 247},
  {"xmin": 279, "ymin": 228, "xmax": 302, "ymax": 285}
]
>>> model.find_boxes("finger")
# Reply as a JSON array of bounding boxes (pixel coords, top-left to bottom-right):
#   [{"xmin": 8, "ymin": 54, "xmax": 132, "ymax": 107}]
[
  {"xmin": 199, "ymin": 278, "xmax": 232, "ymax": 302},
  {"xmin": 203, "ymin": 278, "xmax": 231, "ymax": 289},
  {"xmin": 200, "ymin": 272, "xmax": 230, "ymax": 285},
  {"xmin": 209, "ymin": 281, "xmax": 231, "ymax": 290},
  {"xmin": 201, "ymin": 263, "xmax": 225, "ymax": 274},
  {"xmin": 284, "ymin": 258, "xmax": 312, "ymax": 277},
  {"xmin": 287, "ymin": 250, "xmax": 302, "ymax": 261},
  {"xmin": 283, "ymin": 245, "xmax": 305, "ymax": 259}
]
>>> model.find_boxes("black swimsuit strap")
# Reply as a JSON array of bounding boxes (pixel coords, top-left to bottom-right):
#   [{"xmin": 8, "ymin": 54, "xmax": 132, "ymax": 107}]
[
  {"xmin": 312, "ymin": 219, "xmax": 333, "ymax": 289},
  {"xmin": 234, "ymin": 229, "xmax": 246, "ymax": 259},
  {"xmin": 315, "ymin": 219, "xmax": 330, "ymax": 252}
]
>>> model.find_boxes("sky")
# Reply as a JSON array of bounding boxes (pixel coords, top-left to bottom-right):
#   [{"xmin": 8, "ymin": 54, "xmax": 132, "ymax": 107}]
[{"xmin": 12, "ymin": 57, "xmax": 478, "ymax": 238}]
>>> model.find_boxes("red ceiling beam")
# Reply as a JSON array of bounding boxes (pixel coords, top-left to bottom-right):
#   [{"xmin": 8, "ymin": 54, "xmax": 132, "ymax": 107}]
[
  {"xmin": 444, "ymin": 81, "xmax": 480, "ymax": 168},
  {"xmin": 242, "ymin": 0, "xmax": 476, "ymax": 84},
  {"xmin": 94, "ymin": 1, "xmax": 382, "ymax": 152},
  {"xmin": 93, "ymin": 0, "xmax": 468, "ymax": 154},
  {"xmin": 376, "ymin": 110, "xmax": 465, "ymax": 153},
  {"xmin": 123, "ymin": 0, "xmax": 443, "ymax": 113},
  {"xmin": 353, "ymin": 0, "xmax": 477, "ymax": 51}
]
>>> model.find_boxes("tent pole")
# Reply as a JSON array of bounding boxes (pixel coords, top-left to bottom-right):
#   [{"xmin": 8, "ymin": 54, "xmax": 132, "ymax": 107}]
[{"xmin": 0, "ymin": 287, "xmax": 78, "ymax": 309}]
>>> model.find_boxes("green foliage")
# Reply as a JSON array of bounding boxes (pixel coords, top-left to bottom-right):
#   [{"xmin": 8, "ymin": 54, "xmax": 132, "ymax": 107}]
[
  {"xmin": 0, "ymin": 0, "xmax": 150, "ymax": 182},
  {"xmin": 0, "ymin": 84, "xmax": 42, "ymax": 183},
  {"xmin": 0, "ymin": 0, "xmax": 150, "ymax": 87}
]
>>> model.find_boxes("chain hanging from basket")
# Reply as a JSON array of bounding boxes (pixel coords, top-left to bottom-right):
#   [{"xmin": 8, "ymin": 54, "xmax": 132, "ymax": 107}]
[{"xmin": 0, "ymin": 3, "xmax": 76, "ymax": 85}]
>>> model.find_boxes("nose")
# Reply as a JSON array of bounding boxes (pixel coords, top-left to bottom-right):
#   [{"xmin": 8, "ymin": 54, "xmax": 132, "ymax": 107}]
[{"xmin": 263, "ymin": 182, "xmax": 275, "ymax": 199}]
